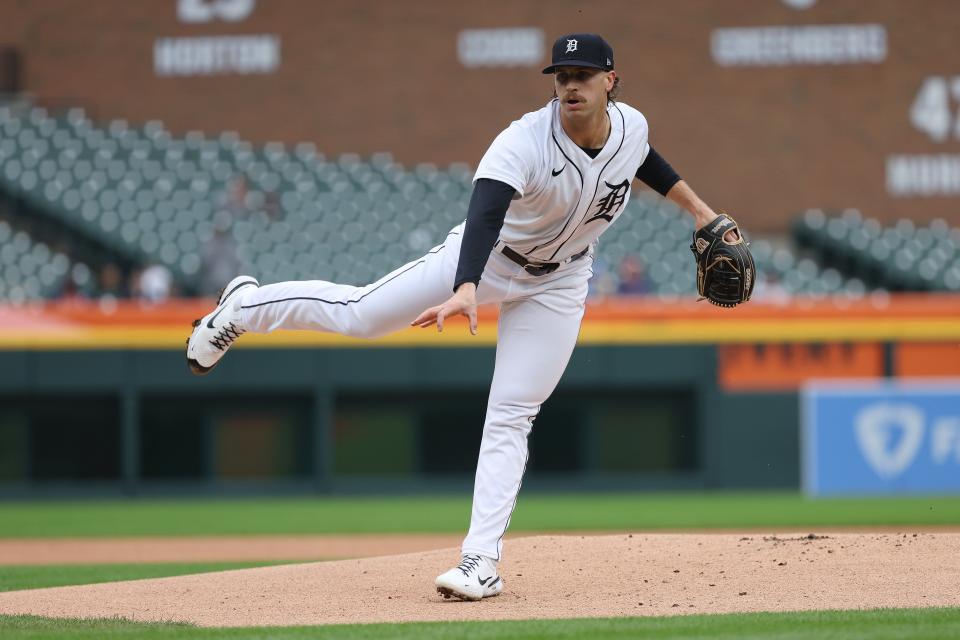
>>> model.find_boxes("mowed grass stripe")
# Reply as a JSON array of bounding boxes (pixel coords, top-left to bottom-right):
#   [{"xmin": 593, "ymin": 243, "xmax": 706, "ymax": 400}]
[
  {"xmin": 1, "ymin": 608, "xmax": 959, "ymax": 639},
  {"xmin": 0, "ymin": 493, "xmax": 957, "ymax": 537},
  {"xmin": 0, "ymin": 561, "xmax": 298, "ymax": 593}
]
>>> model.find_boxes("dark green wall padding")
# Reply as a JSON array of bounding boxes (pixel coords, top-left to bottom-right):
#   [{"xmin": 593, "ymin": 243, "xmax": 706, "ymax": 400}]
[{"xmin": 0, "ymin": 346, "xmax": 799, "ymax": 496}]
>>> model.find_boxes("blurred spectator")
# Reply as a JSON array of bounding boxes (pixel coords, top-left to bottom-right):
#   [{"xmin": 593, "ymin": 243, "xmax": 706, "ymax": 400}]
[
  {"xmin": 97, "ymin": 262, "xmax": 128, "ymax": 299},
  {"xmin": 136, "ymin": 263, "xmax": 174, "ymax": 302},
  {"xmin": 617, "ymin": 255, "xmax": 651, "ymax": 296},
  {"xmin": 220, "ymin": 174, "xmax": 281, "ymax": 220},
  {"xmin": 199, "ymin": 211, "xmax": 242, "ymax": 296},
  {"xmin": 264, "ymin": 189, "xmax": 281, "ymax": 219},
  {"xmin": 57, "ymin": 277, "xmax": 85, "ymax": 301},
  {"xmin": 587, "ymin": 255, "xmax": 617, "ymax": 299},
  {"xmin": 56, "ymin": 262, "xmax": 94, "ymax": 300},
  {"xmin": 222, "ymin": 176, "xmax": 251, "ymax": 218},
  {"xmin": 96, "ymin": 262, "xmax": 129, "ymax": 314}
]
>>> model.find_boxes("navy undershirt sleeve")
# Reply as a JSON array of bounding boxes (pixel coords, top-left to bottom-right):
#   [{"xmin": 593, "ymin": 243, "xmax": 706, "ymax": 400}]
[
  {"xmin": 453, "ymin": 178, "xmax": 516, "ymax": 292},
  {"xmin": 635, "ymin": 146, "xmax": 681, "ymax": 197}
]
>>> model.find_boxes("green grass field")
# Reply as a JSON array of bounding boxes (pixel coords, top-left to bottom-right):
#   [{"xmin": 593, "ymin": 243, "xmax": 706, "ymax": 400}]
[
  {"xmin": 2, "ymin": 608, "xmax": 959, "ymax": 640},
  {"xmin": 0, "ymin": 492, "xmax": 957, "ymax": 537},
  {"xmin": 1, "ymin": 493, "xmax": 957, "ymax": 638},
  {"xmin": 0, "ymin": 561, "xmax": 292, "ymax": 593}
]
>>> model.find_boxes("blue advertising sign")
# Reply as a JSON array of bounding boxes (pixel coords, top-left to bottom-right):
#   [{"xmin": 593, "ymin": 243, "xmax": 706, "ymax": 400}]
[{"xmin": 802, "ymin": 381, "xmax": 960, "ymax": 496}]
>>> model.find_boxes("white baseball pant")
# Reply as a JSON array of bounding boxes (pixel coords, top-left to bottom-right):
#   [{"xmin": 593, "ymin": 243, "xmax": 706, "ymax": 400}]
[{"xmin": 239, "ymin": 223, "xmax": 591, "ymax": 561}]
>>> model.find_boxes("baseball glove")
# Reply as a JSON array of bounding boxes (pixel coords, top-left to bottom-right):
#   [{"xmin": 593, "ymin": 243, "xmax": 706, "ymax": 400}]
[{"xmin": 690, "ymin": 213, "xmax": 755, "ymax": 308}]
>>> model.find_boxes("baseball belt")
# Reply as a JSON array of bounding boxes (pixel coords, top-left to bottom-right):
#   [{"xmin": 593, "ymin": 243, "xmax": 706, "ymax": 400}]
[{"xmin": 499, "ymin": 244, "xmax": 590, "ymax": 276}]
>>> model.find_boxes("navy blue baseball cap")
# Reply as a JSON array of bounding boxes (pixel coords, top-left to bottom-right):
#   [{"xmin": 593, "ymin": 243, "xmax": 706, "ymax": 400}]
[{"xmin": 542, "ymin": 33, "xmax": 614, "ymax": 74}]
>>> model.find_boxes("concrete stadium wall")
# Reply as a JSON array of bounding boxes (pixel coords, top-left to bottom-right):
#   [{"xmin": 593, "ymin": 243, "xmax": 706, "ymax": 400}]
[{"xmin": 2, "ymin": 1, "xmax": 959, "ymax": 231}]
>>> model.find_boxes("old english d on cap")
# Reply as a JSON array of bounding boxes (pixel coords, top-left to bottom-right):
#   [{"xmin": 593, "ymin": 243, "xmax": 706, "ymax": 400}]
[{"xmin": 542, "ymin": 33, "xmax": 614, "ymax": 74}]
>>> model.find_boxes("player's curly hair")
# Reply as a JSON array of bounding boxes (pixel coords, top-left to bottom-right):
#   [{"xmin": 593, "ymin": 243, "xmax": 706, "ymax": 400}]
[{"xmin": 607, "ymin": 76, "xmax": 621, "ymax": 102}]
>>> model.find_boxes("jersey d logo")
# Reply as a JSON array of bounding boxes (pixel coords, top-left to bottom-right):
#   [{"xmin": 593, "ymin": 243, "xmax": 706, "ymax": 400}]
[
  {"xmin": 587, "ymin": 179, "xmax": 629, "ymax": 224},
  {"xmin": 566, "ymin": 39, "xmax": 578, "ymax": 53}
]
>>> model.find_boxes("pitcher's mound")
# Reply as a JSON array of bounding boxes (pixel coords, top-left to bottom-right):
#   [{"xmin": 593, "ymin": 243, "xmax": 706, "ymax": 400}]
[{"xmin": 0, "ymin": 533, "xmax": 957, "ymax": 627}]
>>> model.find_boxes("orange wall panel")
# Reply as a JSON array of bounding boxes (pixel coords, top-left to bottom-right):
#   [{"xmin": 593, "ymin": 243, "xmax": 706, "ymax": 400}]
[
  {"xmin": 719, "ymin": 343, "xmax": 885, "ymax": 392},
  {"xmin": 896, "ymin": 342, "xmax": 960, "ymax": 377}
]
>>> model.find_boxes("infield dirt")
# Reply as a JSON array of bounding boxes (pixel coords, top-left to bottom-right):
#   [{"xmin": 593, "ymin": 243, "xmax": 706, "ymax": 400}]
[{"xmin": 0, "ymin": 532, "xmax": 958, "ymax": 626}]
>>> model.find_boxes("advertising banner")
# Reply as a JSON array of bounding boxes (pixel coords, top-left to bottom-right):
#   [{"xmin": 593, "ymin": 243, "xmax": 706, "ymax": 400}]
[{"xmin": 802, "ymin": 381, "xmax": 960, "ymax": 496}]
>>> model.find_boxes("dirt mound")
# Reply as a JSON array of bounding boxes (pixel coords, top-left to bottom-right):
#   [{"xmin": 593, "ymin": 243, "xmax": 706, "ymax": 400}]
[{"xmin": 0, "ymin": 533, "xmax": 956, "ymax": 627}]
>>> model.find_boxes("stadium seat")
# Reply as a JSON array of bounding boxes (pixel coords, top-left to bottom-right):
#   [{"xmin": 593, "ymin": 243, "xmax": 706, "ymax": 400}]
[
  {"xmin": 0, "ymin": 102, "xmax": 920, "ymax": 299},
  {"xmin": 792, "ymin": 208, "xmax": 959, "ymax": 292}
]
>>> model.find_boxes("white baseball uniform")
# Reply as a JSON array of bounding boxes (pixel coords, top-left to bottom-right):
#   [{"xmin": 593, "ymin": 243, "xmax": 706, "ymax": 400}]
[{"xmin": 240, "ymin": 98, "xmax": 650, "ymax": 560}]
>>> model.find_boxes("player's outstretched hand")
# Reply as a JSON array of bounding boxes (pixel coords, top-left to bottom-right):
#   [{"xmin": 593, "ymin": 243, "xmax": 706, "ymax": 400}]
[{"xmin": 412, "ymin": 283, "xmax": 479, "ymax": 335}]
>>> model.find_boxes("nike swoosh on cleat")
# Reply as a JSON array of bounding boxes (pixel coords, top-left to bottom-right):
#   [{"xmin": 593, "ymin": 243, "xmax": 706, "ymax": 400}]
[
  {"xmin": 478, "ymin": 576, "xmax": 492, "ymax": 585},
  {"xmin": 206, "ymin": 306, "xmax": 227, "ymax": 329},
  {"xmin": 206, "ymin": 281, "xmax": 253, "ymax": 329},
  {"xmin": 551, "ymin": 166, "xmax": 565, "ymax": 177}
]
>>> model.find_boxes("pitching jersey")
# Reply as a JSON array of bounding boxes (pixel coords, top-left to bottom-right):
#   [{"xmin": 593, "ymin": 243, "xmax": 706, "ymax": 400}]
[{"xmin": 474, "ymin": 99, "xmax": 650, "ymax": 262}]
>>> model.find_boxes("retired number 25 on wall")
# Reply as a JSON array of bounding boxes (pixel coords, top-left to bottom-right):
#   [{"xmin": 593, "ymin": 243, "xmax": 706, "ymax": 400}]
[{"xmin": 802, "ymin": 381, "xmax": 960, "ymax": 496}]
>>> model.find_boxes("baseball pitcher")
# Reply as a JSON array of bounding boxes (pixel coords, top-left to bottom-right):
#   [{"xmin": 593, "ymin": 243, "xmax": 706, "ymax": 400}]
[{"xmin": 187, "ymin": 33, "xmax": 754, "ymax": 601}]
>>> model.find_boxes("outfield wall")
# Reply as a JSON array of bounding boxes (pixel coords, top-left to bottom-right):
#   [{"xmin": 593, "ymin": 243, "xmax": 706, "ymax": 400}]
[
  {"xmin": 2, "ymin": 296, "xmax": 957, "ymax": 496},
  {"xmin": 0, "ymin": 345, "xmax": 797, "ymax": 496}
]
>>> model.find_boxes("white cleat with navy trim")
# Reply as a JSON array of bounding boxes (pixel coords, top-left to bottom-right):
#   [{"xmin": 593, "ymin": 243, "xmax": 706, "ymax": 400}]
[
  {"xmin": 435, "ymin": 554, "xmax": 503, "ymax": 601},
  {"xmin": 186, "ymin": 275, "xmax": 259, "ymax": 376}
]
